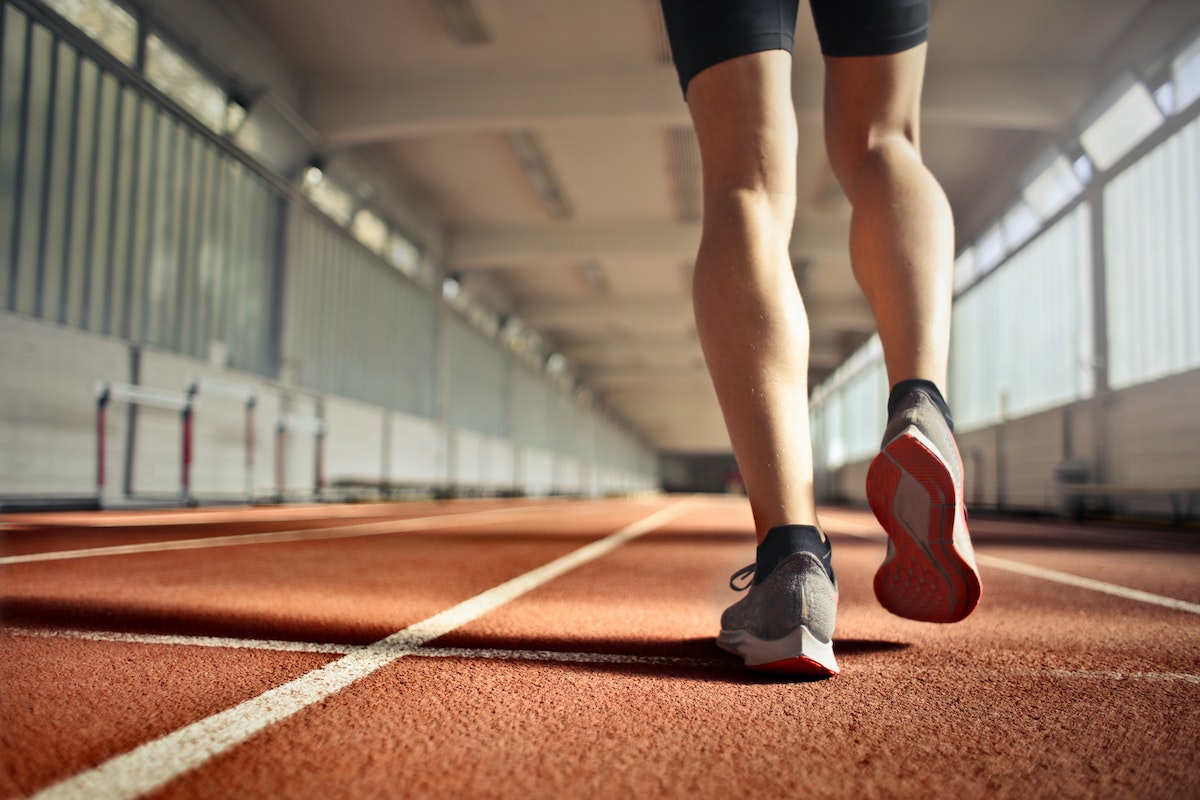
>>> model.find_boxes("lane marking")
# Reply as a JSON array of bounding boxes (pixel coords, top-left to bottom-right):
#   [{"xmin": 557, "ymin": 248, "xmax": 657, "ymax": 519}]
[
  {"xmin": 973, "ymin": 553, "xmax": 1200, "ymax": 615},
  {"xmin": 7, "ymin": 626, "xmax": 1197, "ymax": 684},
  {"xmin": 25, "ymin": 499, "xmax": 696, "ymax": 800},
  {"xmin": 1, "ymin": 626, "xmax": 730, "ymax": 667},
  {"xmin": 0, "ymin": 505, "xmax": 556, "ymax": 565},
  {"xmin": 2, "ymin": 627, "xmax": 355, "ymax": 655},
  {"xmin": 818, "ymin": 511, "xmax": 1200, "ymax": 615}
]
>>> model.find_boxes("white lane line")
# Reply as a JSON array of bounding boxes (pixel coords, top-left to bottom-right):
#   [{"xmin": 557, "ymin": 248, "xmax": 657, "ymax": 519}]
[
  {"xmin": 25, "ymin": 499, "xmax": 695, "ymax": 800},
  {"xmin": 2, "ymin": 626, "xmax": 730, "ymax": 668},
  {"xmin": 0, "ymin": 505, "xmax": 549, "ymax": 565},
  {"xmin": 8, "ymin": 627, "xmax": 1198, "ymax": 685},
  {"xmin": 2, "ymin": 627, "xmax": 355, "ymax": 655},
  {"xmin": 818, "ymin": 511, "xmax": 1200, "ymax": 615},
  {"xmin": 1027, "ymin": 668, "xmax": 1200, "ymax": 685},
  {"xmin": 973, "ymin": 554, "xmax": 1200, "ymax": 615}
]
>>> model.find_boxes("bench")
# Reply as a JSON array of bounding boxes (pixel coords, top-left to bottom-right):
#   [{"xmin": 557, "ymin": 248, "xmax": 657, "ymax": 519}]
[{"xmin": 1060, "ymin": 483, "xmax": 1200, "ymax": 524}]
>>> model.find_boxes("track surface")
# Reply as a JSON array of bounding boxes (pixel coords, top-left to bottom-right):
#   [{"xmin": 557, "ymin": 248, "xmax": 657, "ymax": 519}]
[{"xmin": 1, "ymin": 496, "xmax": 1197, "ymax": 799}]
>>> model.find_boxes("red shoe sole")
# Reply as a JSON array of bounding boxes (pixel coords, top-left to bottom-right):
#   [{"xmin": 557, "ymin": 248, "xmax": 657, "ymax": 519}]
[
  {"xmin": 866, "ymin": 431, "xmax": 982, "ymax": 623},
  {"xmin": 749, "ymin": 655, "xmax": 839, "ymax": 677}
]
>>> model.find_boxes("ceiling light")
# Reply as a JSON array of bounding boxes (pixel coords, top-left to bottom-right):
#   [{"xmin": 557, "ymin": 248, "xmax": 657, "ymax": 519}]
[
  {"xmin": 505, "ymin": 131, "xmax": 571, "ymax": 220},
  {"xmin": 304, "ymin": 157, "xmax": 325, "ymax": 186}
]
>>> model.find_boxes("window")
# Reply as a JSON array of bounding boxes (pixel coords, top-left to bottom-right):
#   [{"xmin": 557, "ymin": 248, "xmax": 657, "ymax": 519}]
[
  {"xmin": 974, "ymin": 223, "xmax": 1007, "ymax": 275},
  {"xmin": 1021, "ymin": 153, "xmax": 1084, "ymax": 221},
  {"xmin": 1079, "ymin": 77, "xmax": 1164, "ymax": 171},
  {"xmin": 40, "ymin": 0, "xmax": 137, "ymax": 66},
  {"xmin": 1173, "ymin": 34, "xmax": 1200, "ymax": 112},
  {"xmin": 1002, "ymin": 201, "xmax": 1041, "ymax": 251},
  {"xmin": 387, "ymin": 232, "xmax": 419, "ymax": 277},
  {"xmin": 953, "ymin": 248, "xmax": 977, "ymax": 294},
  {"xmin": 303, "ymin": 174, "xmax": 354, "ymax": 226},
  {"xmin": 351, "ymin": 209, "xmax": 388, "ymax": 254},
  {"xmin": 145, "ymin": 32, "xmax": 225, "ymax": 132}
]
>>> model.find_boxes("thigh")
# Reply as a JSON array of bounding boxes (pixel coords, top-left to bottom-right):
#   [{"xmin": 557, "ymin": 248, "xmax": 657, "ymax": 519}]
[
  {"xmin": 808, "ymin": 0, "xmax": 930, "ymax": 57},
  {"xmin": 660, "ymin": 0, "xmax": 800, "ymax": 96}
]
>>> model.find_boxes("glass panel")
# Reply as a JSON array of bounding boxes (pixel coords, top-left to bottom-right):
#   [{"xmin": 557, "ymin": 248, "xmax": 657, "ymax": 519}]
[
  {"xmin": 387, "ymin": 232, "xmax": 419, "ymax": 277},
  {"xmin": 351, "ymin": 208, "xmax": 387, "ymax": 254},
  {"xmin": 13, "ymin": 22, "xmax": 54, "ymax": 317},
  {"xmin": 1022, "ymin": 154, "xmax": 1084, "ymax": 220},
  {"xmin": 1105, "ymin": 116, "xmax": 1200, "ymax": 389},
  {"xmin": 63, "ymin": 56, "xmax": 99, "ymax": 328},
  {"xmin": 1172, "ymin": 34, "xmax": 1200, "ymax": 112},
  {"xmin": 173, "ymin": 131, "xmax": 202, "ymax": 355},
  {"xmin": 1002, "ymin": 201, "xmax": 1040, "ymax": 252},
  {"xmin": 951, "ymin": 204, "xmax": 1094, "ymax": 429},
  {"xmin": 125, "ymin": 96, "xmax": 155, "ymax": 340},
  {"xmin": 0, "ymin": 6, "xmax": 30, "ymax": 312},
  {"xmin": 39, "ymin": 40, "xmax": 79, "ymax": 322},
  {"xmin": 1080, "ymin": 79, "xmax": 1164, "ymax": 172},
  {"xmin": 304, "ymin": 175, "xmax": 354, "ymax": 226},
  {"xmin": 145, "ymin": 33, "xmax": 225, "ymax": 132},
  {"xmin": 196, "ymin": 150, "xmax": 225, "ymax": 361},
  {"xmin": 85, "ymin": 70, "xmax": 118, "ymax": 334},
  {"xmin": 105, "ymin": 84, "xmax": 138, "ymax": 336},
  {"xmin": 40, "ymin": 0, "xmax": 137, "ymax": 66},
  {"xmin": 144, "ymin": 115, "xmax": 179, "ymax": 347}
]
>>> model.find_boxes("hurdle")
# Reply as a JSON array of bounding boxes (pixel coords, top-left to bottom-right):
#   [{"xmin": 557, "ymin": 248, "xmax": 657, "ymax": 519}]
[
  {"xmin": 191, "ymin": 376, "xmax": 258, "ymax": 501},
  {"xmin": 95, "ymin": 381, "xmax": 196, "ymax": 506},
  {"xmin": 275, "ymin": 410, "xmax": 325, "ymax": 501}
]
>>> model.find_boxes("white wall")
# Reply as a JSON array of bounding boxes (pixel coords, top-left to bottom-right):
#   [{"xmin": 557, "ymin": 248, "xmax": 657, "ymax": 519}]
[
  {"xmin": 0, "ymin": 315, "xmax": 128, "ymax": 497},
  {"xmin": 825, "ymin": 367, "xmax": 1200, "ymax": 520},
  {"xmin": 0, "ymin": 313, "xmax": 652, "ymax": 505}
]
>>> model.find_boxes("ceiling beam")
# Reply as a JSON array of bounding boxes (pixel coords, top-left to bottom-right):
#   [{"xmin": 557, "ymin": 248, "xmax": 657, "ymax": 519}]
[
  {"xmin": 307, "ymin": 66, "xmax": 687, "ymax": 145},
  {"xmin": 520, "ymin": 296, "xmax": 692, "ymax": 327},
  {"xmin": 307, "ymin": 64, "xmax": 1091, "ymax": 145},
  {"xmin": 562, "ymin": 336, "xmax": 704, "ymax": 365}
]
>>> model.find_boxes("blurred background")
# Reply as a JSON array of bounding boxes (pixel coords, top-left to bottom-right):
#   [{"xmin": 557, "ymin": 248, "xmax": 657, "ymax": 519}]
[{"xmin": 1, "ymin": 0, "xmax": 1197, "ymax": 522}]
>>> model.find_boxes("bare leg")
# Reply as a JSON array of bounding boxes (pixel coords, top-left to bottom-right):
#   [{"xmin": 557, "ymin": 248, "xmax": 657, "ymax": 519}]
[
  {"xmin": 823, "ymin": 44, "xmax": 955, "ymax": 391},
  {"xmin": 686, "ymin": 51, "xmax": 817, "ymax": 542}
]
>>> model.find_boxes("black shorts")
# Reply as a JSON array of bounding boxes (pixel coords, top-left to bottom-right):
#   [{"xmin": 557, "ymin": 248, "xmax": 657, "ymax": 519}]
[{"xmin": 661, "ymin": 0, "xmax": 931, "ymax": 94}]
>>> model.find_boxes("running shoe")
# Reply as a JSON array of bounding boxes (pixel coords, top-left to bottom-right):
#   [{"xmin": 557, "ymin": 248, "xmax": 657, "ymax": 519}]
[
  {"xmin": 716, "ymin": 525, "xmax": 839, "ymax": 676},
  {"xmin": 866, "ymin": 386, "xmax": 982, "ymax": 623}
]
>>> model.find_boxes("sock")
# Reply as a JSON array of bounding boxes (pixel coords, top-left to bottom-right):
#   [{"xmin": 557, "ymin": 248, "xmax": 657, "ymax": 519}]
[
  {"xmin": 755, "ymin": 524, "xmax": 834, "ymax": 585},
  {"xmin": 888, "ymin": 378, "xmax": 954, "ymax": 432}
]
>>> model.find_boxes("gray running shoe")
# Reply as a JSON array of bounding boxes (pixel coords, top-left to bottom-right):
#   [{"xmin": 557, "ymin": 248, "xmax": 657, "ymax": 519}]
[
  {"xmin": 866, "ymin": 386, "xmax": 982, "ymax": 623},
  {"xmin": 716, "ymin": 527, "xmax": 839, "ymax": 676}
]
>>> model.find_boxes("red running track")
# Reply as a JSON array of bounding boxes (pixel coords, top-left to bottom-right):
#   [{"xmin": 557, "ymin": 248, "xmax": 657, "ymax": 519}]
[{"xmin": 1, "ymin": 496, "xmax": 1198, "ymax": 799}]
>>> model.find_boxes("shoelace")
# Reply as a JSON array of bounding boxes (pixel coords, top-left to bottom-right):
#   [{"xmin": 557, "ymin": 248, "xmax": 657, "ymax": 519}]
[{"xmin": 729, "ymin": 564, "xmax": 756, "ymax": 592}]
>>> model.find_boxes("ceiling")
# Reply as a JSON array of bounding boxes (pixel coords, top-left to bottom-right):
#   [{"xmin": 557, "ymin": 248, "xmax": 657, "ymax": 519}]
[{"xmin": 221, "ymin": 0, "xmax": 1200, "ymax": 454}]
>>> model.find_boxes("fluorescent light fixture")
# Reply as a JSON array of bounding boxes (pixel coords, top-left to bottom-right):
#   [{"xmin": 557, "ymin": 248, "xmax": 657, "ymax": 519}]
[
  {"xmin": 304, "ymin": 157, "xmax": 325, "ymax": 186},
  {"xmin": 505, "ymin": 132, "xmax": 571, "ymax": 220},
  {"xmin": 1079, "ymin": 75, "xmax": 1164, "ymax": 172}
]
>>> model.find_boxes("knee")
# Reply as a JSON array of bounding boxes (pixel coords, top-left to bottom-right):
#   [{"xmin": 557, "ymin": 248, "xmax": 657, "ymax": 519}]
[
  {"xmin": 829, "ymin": 130, "xmax": 921, "ymax": 205},
  {"xmin": 702, "ymin": 184, "xmax": 797, "ymax": 238}
]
